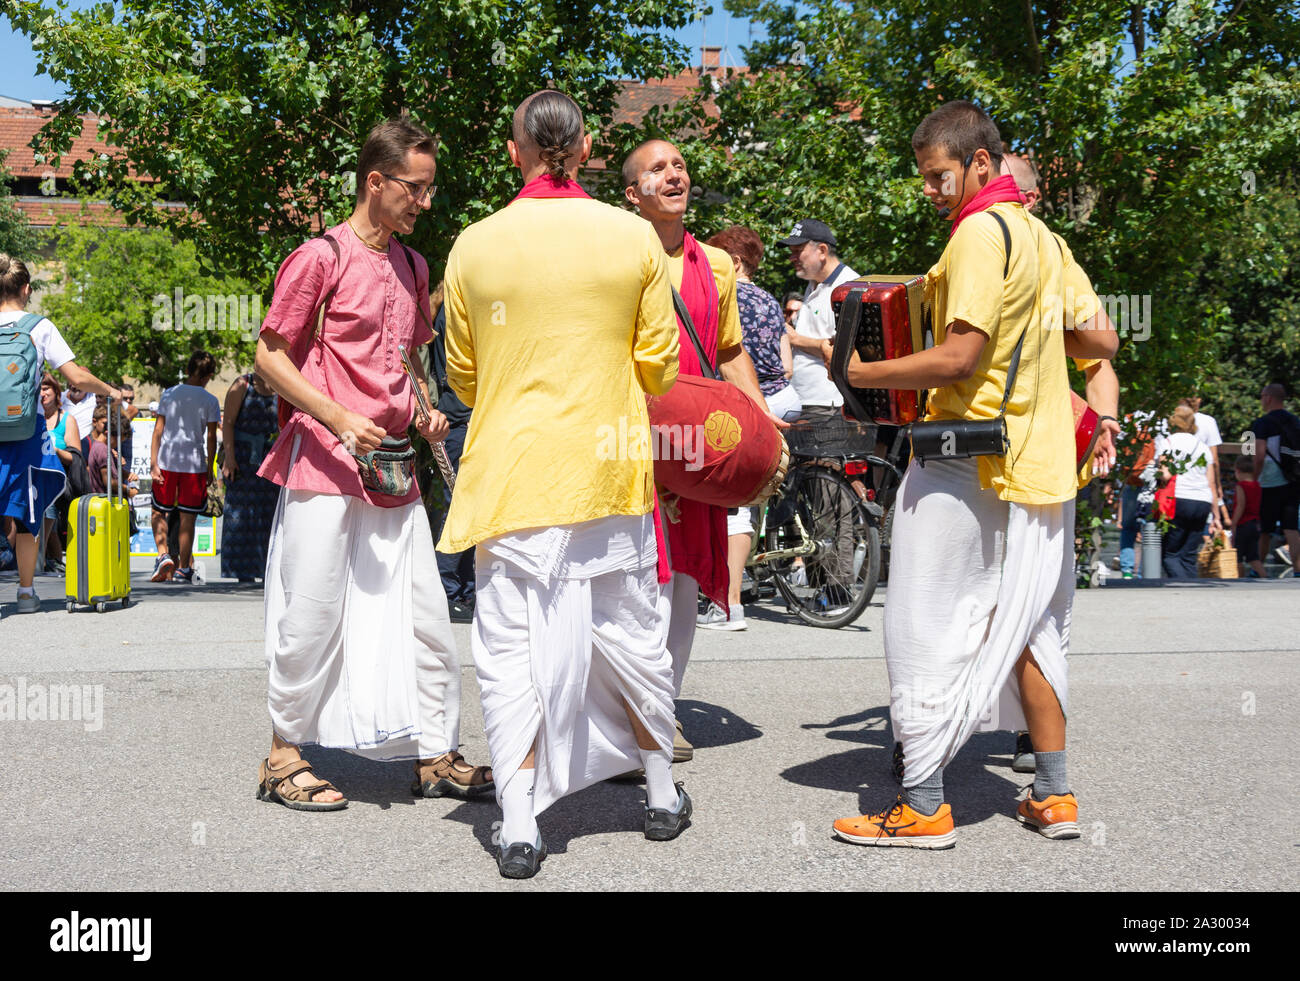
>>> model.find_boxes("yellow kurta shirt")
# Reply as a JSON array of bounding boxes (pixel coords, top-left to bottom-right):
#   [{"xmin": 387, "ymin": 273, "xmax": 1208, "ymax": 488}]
[
  {"xmin": 924, "ymin": 202, "xmax": 1103, "ymax": 505},
  {"xmin": 438, "ymin": 196, "xmax": 680, "ymax": 553},
  {"xmin": 665, "ymin": 241, "xmax": 743, "ymax": 354}
]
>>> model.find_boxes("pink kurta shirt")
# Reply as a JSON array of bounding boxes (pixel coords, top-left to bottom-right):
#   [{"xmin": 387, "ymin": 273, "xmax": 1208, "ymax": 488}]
[{"xmin": 257, "ymin": 222, "xmax": 434, "ymax": 507}]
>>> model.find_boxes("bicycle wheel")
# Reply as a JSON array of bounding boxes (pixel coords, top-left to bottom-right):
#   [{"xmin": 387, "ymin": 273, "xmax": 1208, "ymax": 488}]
[{"xmin": 770, "ymin": 466, "xmax": 880, "ymax": 627}]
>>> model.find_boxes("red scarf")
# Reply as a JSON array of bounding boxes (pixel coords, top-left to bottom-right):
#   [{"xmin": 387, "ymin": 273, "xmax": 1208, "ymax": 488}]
[
  {"xmin": 948, "ymin": 173, "xmax": 1025, "ymax": 237},
  {"xmin": 511, "ymin": 173, "xmax": 592, "ymax": 202},
  {"xmin": 664, "ymin": 230, "xmax": 728, "ymax": 611},
  {"xmin": 673, "ymin": 231, "xmax": 720, "ymax": 376}
]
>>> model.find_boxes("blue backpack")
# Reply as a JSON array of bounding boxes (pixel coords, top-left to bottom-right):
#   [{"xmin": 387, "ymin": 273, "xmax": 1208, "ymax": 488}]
[{"xmin": 0, "ymin": 313, "xmax": 44, "ymax": 442}]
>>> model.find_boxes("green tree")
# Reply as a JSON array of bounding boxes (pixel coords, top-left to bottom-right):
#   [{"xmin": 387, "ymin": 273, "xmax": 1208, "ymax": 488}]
[
  {"xmin": 10, "ymin": 0, "xmax": 697, "ymax": 286},
  {"xmin": 1191, "ymin": 180, "xmax": 1300, "ymax": 439},
  {"xmin": 639, "ymin": 0, "xmax": 1300, "ymax": 437},
  {"xmin": 0, "ymin": 148, "xmax": 39, "ymax": 258},
  {"xmin": 39, "ymin": 223, "xmax": 259, "ymax": 387}
]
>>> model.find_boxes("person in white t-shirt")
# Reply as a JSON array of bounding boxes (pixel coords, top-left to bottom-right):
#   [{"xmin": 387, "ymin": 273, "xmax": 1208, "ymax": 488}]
[
  {"xmin": 0, "ymin": 254, "xmax": 121, "ymax": 613},
  {"xmin": 148, "ymin": 350, "xmax": 221, "ymax": 584},
  {"xmin": 60, "ymin": 380, "xmax": 97, "ymax": 453},
  {"xmin": 1152, "ymin": 405, "xmax": 1218, "ymax": 578},
  {"xmin": 778, "ymin": 218, "xmax": 858, "ymax": 421},
  {"xmin": 1181, "ymin": 396, "xmax": 1228, "ymax": 528}
]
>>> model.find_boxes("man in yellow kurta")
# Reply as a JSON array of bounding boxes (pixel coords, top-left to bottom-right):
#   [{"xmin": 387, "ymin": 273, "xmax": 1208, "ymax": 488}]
[
  {"xmin": 825, "ymin": 101, "xmax": 1118, "ymax": 849},
  {"xmin": 440, "ymin": 90, "xmax": 687, "ymax": 880}
]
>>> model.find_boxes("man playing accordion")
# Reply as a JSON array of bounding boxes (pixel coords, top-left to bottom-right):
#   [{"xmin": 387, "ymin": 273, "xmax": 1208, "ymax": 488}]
[{"xmin": 827, "ymin": 101, "xmax": 1118, "ymax": 848}]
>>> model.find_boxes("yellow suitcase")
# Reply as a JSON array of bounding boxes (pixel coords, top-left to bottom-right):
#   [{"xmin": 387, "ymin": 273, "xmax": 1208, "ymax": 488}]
[{"xmin": 65, "ymin": 401, "xmax": 131, "ymax": 612}]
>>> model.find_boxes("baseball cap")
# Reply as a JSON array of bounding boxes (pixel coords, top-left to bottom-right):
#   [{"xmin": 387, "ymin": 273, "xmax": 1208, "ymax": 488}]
[{"xmin": 776, "ymin": 219, "xmax": 837, "ymax": 248}]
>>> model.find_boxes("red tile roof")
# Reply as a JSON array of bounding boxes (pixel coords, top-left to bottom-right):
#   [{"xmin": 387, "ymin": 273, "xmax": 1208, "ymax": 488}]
[{"xmin": 0, "ymin": 106, "xmax": 137, "ymax": 179}]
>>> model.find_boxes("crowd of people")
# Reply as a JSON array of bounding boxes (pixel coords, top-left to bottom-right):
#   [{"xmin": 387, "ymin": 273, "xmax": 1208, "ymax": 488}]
[
  {"xmin": 1111, "ymin": 390, "xmax": 1300, "ymax": 580},
  {"xmin": 2, "ymin": 88, "xmax": 1297, "ymax": 886},
  {"xmin": 0, "ymin": 269, "xmax": 283, "ymax": 594}
]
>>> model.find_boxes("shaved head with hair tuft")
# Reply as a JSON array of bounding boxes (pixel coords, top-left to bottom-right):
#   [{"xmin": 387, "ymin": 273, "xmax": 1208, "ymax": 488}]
[{"xmin": 511, "ymin": 89, "xmax": 586, "ymax": 180}]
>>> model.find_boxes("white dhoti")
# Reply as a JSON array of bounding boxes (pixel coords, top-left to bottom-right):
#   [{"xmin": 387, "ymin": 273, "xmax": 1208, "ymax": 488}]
[
  {"xmin": 884, "ymin": 456, "xmax": 1074, "ymax": 787},
  {"xmin": 473, "ymin": 513, "xmax": 675, "ymax": 815},
  {"xmin": 661, "ymin": 571, "xmax": 700, "ymax": 697},
  {"xmin": 264, "ymin": 487, "xmax": 461, "ymax": 761}
]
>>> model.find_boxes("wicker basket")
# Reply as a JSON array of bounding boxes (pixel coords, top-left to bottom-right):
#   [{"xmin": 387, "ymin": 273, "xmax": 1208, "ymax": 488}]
[
  {"xmin": 784, "ymin": 417, "xmax": 878, "ymax": 459},
  {"xmin": 1197, "ymin": 543, "xmax": 1239, "ymax": 579}
]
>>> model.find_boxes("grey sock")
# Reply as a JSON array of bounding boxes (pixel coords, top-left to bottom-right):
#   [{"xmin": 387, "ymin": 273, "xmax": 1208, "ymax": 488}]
[
  {"xmin": 903, "ymin": 767, "xmax": 944, "ymax": 815},
  {"xmin": 1033, "ymin": 750, "xmax": 1069, "ymax": 799}
]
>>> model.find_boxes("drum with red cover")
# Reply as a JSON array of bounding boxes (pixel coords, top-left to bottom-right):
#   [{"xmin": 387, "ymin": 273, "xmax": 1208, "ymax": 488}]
[{"xmin": 646, "ymin": 375, "xmax": 788, "ymax": 508}]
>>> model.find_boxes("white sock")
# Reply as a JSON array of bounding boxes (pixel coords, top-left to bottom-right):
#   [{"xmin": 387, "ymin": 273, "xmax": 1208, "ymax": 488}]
[
  {"xmin": 500, "ymin": 768, "xmax": 538, "ymax": 846},
  {"xmin": 641, "ymin": 749, "xmax": 678, "ymax": 811},
  {"xmin": 17, "ymin": 586, "xmax": 34, "ymax": 597}
]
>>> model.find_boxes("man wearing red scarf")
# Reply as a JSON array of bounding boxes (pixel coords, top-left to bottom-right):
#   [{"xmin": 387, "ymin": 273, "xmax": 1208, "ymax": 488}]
[
  {"xmin": 622, "ymin": 140, "xmax": 777, "ymax": 759},
  {"xmin": 826, "ymin": 102, "xmax": 1118, "ymax": 849}
]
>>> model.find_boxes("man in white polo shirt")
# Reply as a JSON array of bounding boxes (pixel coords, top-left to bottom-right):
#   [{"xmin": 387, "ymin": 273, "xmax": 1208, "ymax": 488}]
[{"xmin": 779, "ymin": 219, "xmax": 858, "ymax": 422}]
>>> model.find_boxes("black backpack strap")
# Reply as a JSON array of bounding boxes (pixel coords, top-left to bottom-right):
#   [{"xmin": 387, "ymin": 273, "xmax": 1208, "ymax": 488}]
[
  {"xmin": 671, "ymin": 286, "xmax": 718, "ymax": 380},
  {"xmin": 397, "ymin": 240, "xmax": 435, "ymax": 338},
  {"xmin": 311, "ymin": 233, "xmax": 342, "ymax": 340}
]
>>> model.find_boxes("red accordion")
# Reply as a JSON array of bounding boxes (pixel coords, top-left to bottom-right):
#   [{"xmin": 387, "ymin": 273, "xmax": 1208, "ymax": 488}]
[{"xmin": 829, "ymin": 275, "xmax": 931, "ymax": 425}]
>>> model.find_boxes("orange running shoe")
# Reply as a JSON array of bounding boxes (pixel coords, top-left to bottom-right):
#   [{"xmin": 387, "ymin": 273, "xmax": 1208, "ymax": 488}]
[
  {"xmin": 1016, "ymin": 792, "xmax": 1080, "ymax": 839},
  {"xmin": 833, "ymin": 795, "xmax": 956, "ymax": 849}
]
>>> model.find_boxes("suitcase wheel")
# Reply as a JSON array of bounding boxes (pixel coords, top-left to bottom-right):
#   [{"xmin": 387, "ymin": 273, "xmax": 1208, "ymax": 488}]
[
  {"xmin": 95, "ymin": 601, "xmax": 107, "ymax": 614},
  {"xmin": 122, "ymin": 596, "xmax": 130, "ymax": 609},
  {"xmin": 66, "ymin": 600, "xmax": 75, "ymax": 614}
]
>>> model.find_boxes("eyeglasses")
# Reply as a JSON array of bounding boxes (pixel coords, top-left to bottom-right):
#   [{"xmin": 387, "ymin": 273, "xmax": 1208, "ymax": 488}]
[
  {"xmin": 381, "ymin": 173, "xmax": 436, "ymax": 203},
  {"xmin": 122, "ymin": 396, "xmax": 135, "ymax": 403}
]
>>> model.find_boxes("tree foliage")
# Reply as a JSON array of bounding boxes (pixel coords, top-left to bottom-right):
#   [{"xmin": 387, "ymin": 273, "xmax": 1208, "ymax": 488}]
[
  {"xmin": 645, "ymin": 0, "xmax": 1300, "ymax": 437},
  {"xmin": 39, "ymin": 223, "xmax": 258, "ymax": 388},
  {"xmin": 0, "ymin": 149, "xmax": 39, "ymax": 258},
  {"xmin": 10, "ymin": 0, "xmax": 696, "ymax": 286}
]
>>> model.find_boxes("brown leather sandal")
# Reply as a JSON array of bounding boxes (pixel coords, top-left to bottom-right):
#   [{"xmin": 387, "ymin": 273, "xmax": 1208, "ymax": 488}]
[
  {"xmin": 257, "ymin": 757, "xmax": 348, "ymax": 812},
  {"xmin": 411, "ymin": 751, "xmax": 494, "ymax": 801}
]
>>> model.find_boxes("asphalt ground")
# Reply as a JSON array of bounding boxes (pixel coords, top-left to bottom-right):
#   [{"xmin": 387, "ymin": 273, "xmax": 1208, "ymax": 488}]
[{"xmin": 1, "ymin": 567, "xmax": 1296, "ymax": 892}]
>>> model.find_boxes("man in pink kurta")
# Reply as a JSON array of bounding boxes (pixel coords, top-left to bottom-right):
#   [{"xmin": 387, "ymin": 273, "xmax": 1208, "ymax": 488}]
[{"xmin": 252, "ymin": 116, "xmax": 492, "ymax": 812}]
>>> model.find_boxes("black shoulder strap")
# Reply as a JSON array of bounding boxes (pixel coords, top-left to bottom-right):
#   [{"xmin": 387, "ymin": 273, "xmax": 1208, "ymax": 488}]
[
  {"xmin": 670, "ymin": 286, "xmax": 718, "ymax": 380},
  {"xmin": 989, "ymin": 210, "xmax": 1012, "ymax": 279},
  {"xmin": 988, "ymin": 210, "xmax": 1026, "ymax": 415},
  {"xmin": 311, "ymin": 234, "xmax": 342, "ymax": 340},
  {"xmin": 397, "ymin": 241, "xmax": 435, "ymax": 338}
]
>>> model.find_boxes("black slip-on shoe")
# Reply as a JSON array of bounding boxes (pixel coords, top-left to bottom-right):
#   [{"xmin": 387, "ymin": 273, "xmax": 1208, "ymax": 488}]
[
  {"xmin": 449, "ymin": 601, "xmax": 475, "ymax": 624},
  {"xmin": 644, "ymin": 785, "xmax": 692, "ymax": 841},
  {"xmin": 497, "ymin": 836, "xmax": 546, "ymax": 879}
]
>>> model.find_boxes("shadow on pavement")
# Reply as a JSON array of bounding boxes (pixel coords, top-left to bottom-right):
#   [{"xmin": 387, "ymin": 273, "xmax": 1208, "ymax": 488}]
[
  {"xmin": 742, "ymin": 599, "xmax": 876, "ymax": 632},
  {"xmin": 287, "ymin": 747, "xmax": 423, "ymax": 810},
  {"xmin": 440, "ymin": 776, "xmax": 669, "ymax": 859},
  {"xmin": 675, "ymin": 699, "xmax": 762, "ymax": 749},
  {"xmin": 786, "ymin": 704, "xmax": 1029, "ymax": 824}
]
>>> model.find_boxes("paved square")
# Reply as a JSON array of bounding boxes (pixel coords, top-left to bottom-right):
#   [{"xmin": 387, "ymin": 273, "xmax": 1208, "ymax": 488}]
[{"xmin": 1, "ymin": 572, "xmax": 1296, "ymax": 890}]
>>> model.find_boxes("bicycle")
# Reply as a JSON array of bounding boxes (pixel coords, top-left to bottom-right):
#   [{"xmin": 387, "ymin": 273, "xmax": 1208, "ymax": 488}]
[{"xmin": 745, "ymin": 416, "xmax": 901, "ymax": 628}]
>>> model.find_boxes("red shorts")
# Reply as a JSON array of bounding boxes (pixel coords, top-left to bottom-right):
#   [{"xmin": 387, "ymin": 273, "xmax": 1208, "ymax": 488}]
[{"xmin": 152, "ymin": 469, "xmax": 207, "ymax": 514}]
